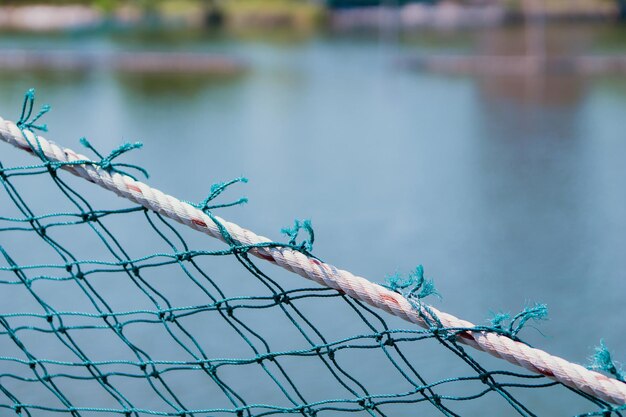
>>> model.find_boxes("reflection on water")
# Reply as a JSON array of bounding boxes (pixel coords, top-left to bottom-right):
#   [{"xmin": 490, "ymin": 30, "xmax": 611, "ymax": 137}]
[
  {"xmin": 116, "ymin": 73, "xmax": 244, "ymax": 96},
  {"xmin": 1, "ymin": 24, "xmax": 626, "ymax": 415},
  {"xmin": 473, "ymin": 25, "xmax": 586, "ymax": 105}
]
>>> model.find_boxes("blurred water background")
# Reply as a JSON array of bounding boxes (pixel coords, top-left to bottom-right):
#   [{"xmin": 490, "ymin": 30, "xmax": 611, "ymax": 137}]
[{"xmin": 1, "ymin": 1, "xmax": 626, "ymax": 415}]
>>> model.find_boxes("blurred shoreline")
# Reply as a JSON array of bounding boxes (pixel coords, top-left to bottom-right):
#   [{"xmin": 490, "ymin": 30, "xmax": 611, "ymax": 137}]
[{"xmin": 0, "ymin": 1, "xmax": 622, "ymax": 34}]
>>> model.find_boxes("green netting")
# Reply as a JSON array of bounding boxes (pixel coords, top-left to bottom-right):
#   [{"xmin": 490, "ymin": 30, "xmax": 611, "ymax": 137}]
[{"xmin": 0, "ymin": 90, "xmax": 624, "ymax": 417}]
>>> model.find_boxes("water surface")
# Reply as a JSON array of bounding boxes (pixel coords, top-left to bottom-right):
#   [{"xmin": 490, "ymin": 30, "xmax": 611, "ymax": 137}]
[{"xmin": 1, "ymin": 25, "xmax": 625, "ymax": 416}]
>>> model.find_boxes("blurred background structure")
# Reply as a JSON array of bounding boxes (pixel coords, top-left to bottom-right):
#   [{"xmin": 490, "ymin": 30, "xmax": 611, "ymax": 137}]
[{"xmin": 1, "ymin": 0, "xmax": 626, "ymax": 415}]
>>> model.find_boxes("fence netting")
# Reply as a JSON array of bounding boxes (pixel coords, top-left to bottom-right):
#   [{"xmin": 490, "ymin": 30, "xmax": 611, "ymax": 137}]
[{"xmin": 0, "ymin": 91, "xmax": 623, "ymax": 417}]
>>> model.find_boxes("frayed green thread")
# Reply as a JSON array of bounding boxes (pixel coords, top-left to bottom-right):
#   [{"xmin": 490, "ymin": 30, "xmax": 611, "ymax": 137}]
[
  {"xmin": 281, "ymin": 219, "xmax": 315, "ymax": 252},
  {"xmin": 79, "ymin": 137, "xmax": 149, "ymax": 181},
  {"xmin": 589, "ymin": 340, "xmax": 624, "ymax": 382},
  {"xmin": 195, "ymin": 177, "xmax": 249, "ymax": 211},
  {"xmin": 17, "ymin": 88, "xmax": 50, "ymax": 133},
  {"xmin": 187, "ymin": 181, "xmax": 317, "ymax": 256},
  {"xmin": 489, "ymin": 312, "xmax": 511, "ymax": 330},
  {"xmin": 184, "ymin": 177, "xmax": 249, "ymax": 247},
  {"xmin": 489, "ymin": 303, "xmax": 548, "ymax": 338},
  {"xmin": 510, "ymin": 303, "xmax": 548, "ymax": 337},
  {"xmin": 14, "ymin": 89, "xmax": 147, "ymax": 181},
  {"xmin": 385, "ymin": 265, "xmax": 440, "ymax": 301}
]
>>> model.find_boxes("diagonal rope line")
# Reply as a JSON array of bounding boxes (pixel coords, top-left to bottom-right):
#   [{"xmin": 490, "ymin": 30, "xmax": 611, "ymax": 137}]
[{"xmin": 0, "ymin": 114, "xmax": 624, "ymax": 407}]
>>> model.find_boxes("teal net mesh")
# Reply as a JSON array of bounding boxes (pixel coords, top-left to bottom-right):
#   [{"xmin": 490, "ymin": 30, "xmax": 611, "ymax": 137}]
[{"xmin": 0, "ymin": 91, "xmax": 623, "ymax": 417}]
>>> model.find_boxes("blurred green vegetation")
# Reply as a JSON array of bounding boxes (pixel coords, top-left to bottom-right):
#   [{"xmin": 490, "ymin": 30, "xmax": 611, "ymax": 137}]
[
  {"xmin": 1, "ymin": 0, "xmax": 622, "ymax": 31},
  {"xmin": 222, "ymin": 0, "xmax": 324, "ymax": 30},
  {"xmin": 2, "ymin": 0, "xmax": 326, "ymax": 30},
  {"xmin": 504, "ymin": 0, "xmax": 617, "ymax": 12},
  {"xmin": 1, "ymin": 0, "xmax": 619, "ymax": 13}
]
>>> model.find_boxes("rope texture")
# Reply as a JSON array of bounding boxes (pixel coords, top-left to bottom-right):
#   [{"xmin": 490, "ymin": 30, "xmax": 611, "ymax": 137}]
[{"xmin": 0, "ymin": 115, "xmax": 624, "ymax": 406}]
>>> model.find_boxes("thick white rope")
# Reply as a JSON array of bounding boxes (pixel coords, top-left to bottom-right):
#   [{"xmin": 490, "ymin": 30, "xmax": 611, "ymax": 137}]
[{"xmin": 0, "ymin": 115, "xmax": 624, "ymax": 406}]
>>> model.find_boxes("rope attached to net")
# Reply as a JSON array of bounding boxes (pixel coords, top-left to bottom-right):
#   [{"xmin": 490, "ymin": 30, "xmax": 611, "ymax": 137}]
[{"xmin": 0, "ymin": 115, "xmax": 624, "ymax": 407}]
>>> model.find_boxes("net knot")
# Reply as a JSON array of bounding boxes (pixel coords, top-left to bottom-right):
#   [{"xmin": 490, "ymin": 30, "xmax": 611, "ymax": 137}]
[
  {"xmin": 589, "ymin": 340, "xmax": 625, "ymax": 382},
  {"xmin": 17, "ymin": 88, "xmax": 50, "ymax": 133},
  {"xmin": 176, "ymin": 252, "xmax": 192, "ymax": 262},
  {"xmin": 81, "ymin": 212, "xmax": 98, "ymax": 223},
  {"xmin": 46, "ymin": 162, "xmax": 59, "ymax": 177},
  {"xmin": 202, "ymin": 363, "xmax": 216, "ymax": 375},
  {"xmin": 281, "ymin": 219, "xmax": 315, "ymax": 252},
  {"xmin": 79, "ymin": 137, "xmax": 149, "ymax": 181},
  {"xmin": 273, "ymin": 293, "xmax": 289, "ymax": 304},
  {"xmin": 358, "ymin": 398, "xmax": 374, "ymax": 410},
  {"xmin": 430, "ymin": 326, "xmax": 443, "ymax": 338}
]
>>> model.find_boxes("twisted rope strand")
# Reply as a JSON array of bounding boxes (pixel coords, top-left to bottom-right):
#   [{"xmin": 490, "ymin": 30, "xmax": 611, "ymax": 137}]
[{"xmin": 1, "ymin": 115, "xmax": 624, "ymax": 406}]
